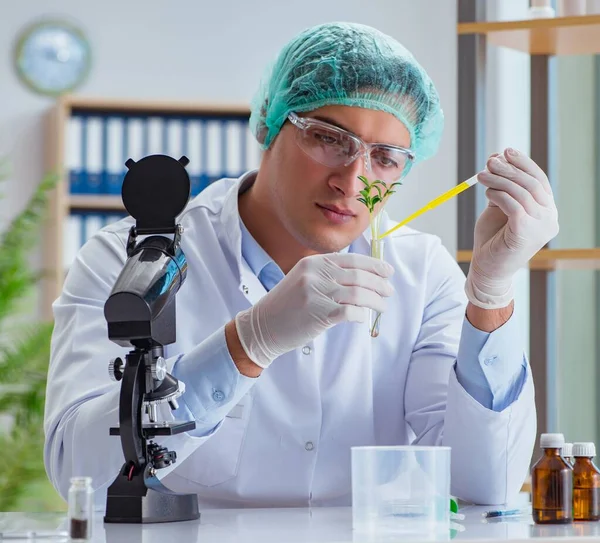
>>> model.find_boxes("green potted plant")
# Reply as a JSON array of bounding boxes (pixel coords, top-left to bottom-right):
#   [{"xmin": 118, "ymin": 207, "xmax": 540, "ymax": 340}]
[{"xmin": 0, "ymin": 160, "xmax": 63, "ymax": 511}]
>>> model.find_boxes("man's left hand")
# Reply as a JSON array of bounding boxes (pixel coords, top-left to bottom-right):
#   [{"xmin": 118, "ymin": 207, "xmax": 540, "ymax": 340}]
[{"xmin": 465, "ymin": 147, "xmax": 559, "ymax": 309}]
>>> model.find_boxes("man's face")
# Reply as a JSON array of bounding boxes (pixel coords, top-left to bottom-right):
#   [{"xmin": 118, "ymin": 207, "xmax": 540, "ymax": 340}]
[{"xmin": 262, "ymin": 105, "xmax": 412, "ymax": 253}]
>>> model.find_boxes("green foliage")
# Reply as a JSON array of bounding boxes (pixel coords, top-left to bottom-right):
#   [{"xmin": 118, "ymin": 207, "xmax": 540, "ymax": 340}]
[
  {"xmin": 356, "ymin": 175, "xmax": 401, "ymax": 240},
  {"xmin": 0, "ymin": 161, "xmax": 63, "ymax": 511},
  {"xmin": 0, "ymin": 170, "xmax": 57, "ymax": 322}
]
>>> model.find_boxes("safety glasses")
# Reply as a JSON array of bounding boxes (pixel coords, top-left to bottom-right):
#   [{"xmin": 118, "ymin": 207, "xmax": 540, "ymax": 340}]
[{"xmin": 287, "ymin": 112, "xmax": 415, "ymax": 182}]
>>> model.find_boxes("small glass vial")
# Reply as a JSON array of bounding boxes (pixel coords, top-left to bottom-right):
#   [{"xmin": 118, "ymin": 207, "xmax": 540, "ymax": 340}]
[
  {"xmin": 532, "ymin": 433, "xmax": 573, "ymax": 524},
  {"xmin": 563, "ymin": 442, "xmax": 574, "ymax": 465},
  {"xmin": 68, "ymin": 477, "xmax": 93, "ymax": 540},
  {"xmin": 572, "ymin": 442, "xmax": 600, "ymax": 521}
]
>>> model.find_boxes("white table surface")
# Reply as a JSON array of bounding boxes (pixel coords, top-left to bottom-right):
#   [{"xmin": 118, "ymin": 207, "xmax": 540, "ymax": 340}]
[{"xmin": 2, "ymin": 506, "xmax": 600, "ymax": 542}]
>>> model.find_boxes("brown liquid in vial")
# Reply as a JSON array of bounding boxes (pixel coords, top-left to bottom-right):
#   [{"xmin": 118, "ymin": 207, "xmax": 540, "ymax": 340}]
[
  {"xmin": 70, "ymin": 518, "xmax": 89, "ymax": 539},
  {"xmin": 532, "ymin": 447, "xmax": 573, "ymax": 524},
  {"xmin": 573, "ymin": 457, "xmax": 600, "ymax": 521}
]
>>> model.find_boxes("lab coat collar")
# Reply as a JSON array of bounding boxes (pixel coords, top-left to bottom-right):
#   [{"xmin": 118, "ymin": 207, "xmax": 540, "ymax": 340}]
[{"xmin": 219, "ymin": 171, "xmax": 258, "ymax": 287}]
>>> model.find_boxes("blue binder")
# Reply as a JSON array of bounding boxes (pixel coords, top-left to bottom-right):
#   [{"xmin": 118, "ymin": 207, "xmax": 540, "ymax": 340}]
[{"xmin": 66, "ymin": 110, "xmax": 255, "ymax": 198}]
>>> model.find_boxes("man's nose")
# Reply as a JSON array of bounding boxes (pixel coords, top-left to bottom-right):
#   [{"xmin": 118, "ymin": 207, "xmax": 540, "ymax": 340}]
[{"xmin": 330, "ymin": 153, "xmax": 372, "ymax": 196}]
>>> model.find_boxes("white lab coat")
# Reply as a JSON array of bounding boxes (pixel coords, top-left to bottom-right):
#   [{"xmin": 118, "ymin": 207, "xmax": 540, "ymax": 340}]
[{"xmin": 44, "ymin": 172, "xmax": 536, "ymax": 511}]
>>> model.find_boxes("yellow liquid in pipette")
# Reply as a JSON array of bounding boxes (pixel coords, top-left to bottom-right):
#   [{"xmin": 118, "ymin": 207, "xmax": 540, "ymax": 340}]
[{"xmin": 379, "ymin": 175, "xmax": 479, "ymax": 239}]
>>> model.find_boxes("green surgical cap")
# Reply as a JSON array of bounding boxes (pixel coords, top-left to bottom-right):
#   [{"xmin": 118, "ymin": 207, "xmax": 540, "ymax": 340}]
[{"xmin": 249, "ymin": 21, "xmax": 444, "ymax": 168}]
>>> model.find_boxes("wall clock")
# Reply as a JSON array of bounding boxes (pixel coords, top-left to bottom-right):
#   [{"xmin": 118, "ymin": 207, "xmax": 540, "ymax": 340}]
[{"xmin": 14, "ymin": 19, "xmax": 92, "ymax": 96}]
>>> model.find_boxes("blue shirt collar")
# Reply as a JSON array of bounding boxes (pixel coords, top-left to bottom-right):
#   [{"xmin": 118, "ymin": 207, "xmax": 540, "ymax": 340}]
[{"xmin": 239, "ymin": 217, "xmax": 285, "ymax": 291}]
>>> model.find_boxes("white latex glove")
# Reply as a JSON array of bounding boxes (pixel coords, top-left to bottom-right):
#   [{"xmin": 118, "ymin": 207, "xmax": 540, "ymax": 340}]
[
  {"xmin": 234, "ymin": 252, "xmax": 395, "ymax": 368},
  {"xmin": 465, "ymin": 147, "xmax": 559, "ymax": 309}
]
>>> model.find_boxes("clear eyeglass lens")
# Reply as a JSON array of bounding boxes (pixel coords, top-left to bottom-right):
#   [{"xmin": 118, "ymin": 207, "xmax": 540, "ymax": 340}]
[
  {"xmin": 370, "ymin": 147, "xmax": 409, "ymax": 180},
  {"xmin": 295, "ymin": 122, "xmax": 410, "ymax": 182},
  {"xmin": 299, "ymin": 125, "xmax": 359, "ymax": 163}
]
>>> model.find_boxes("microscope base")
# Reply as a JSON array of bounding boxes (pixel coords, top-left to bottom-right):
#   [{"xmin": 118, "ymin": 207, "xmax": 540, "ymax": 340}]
[{"xmin": 104, "ymin": 470, "xmax": 200, "ymax": 524}]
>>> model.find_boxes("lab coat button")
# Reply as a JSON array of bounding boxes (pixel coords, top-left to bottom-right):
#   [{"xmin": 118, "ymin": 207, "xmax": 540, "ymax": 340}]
[
  {"xmin": 302, "ymin": 346, "xmax": 312, "ymax": 355},
  {"xmin": 213, "ymin": 390, "xmax": 225, "ymax": 402},
  {"xmin": 305, "ymin": 441, "xmax": 314, "ymax": 451},
  {"xmin": 484, "ymin": 356, "xmax": 498, "ymax": 366},
  {"xmin": 242, "ymin": 285, "xmax": 249, "ymax": 295}
]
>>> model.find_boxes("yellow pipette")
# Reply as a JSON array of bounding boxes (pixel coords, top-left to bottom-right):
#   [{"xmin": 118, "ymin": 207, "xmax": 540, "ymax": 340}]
[{"xmin": 379, "ymin": 174, "xmax": 479, "ymax": 239}]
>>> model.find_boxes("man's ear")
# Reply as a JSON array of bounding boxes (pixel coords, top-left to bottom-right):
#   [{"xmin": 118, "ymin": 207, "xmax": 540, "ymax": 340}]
[
  {"xmin": 256, "ymin": 124, "xmax": 268, "ymax": 146},
  {"xmin": 254, "ymin": 99, "xmax": 269, "ymax": 146}
]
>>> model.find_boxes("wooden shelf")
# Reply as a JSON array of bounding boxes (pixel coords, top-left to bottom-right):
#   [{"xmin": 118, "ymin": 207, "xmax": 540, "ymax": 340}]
[
  {"xmin": 457, "ymin": 248, "xmax": 600, "ymax": 270},
  {"xmin": 58, "ymin": 94, "xmax": 250, "ymax": 116},
  {"xmin": 458, "ymin": 14, "xmax": 600, "ymax": 55},
  {"xmin": 68, "ymin": 195, "xmax": 125, "ymax": 211}
]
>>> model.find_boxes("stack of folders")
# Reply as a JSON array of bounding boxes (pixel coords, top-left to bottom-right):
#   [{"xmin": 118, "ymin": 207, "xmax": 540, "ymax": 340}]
[
  {"xmin": 62, "ymin": 111, "xmax": 262, "ymax": 273},
  {"xmin": 65, "ymin": 111, "xmax": 262, "ymax": 196},
  {"xmin": 62, "ymin": 211, "xmax": 128, "ymax": 272}
]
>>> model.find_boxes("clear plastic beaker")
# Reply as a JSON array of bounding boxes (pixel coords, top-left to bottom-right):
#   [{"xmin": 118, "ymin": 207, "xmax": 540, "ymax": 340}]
[{"xmin": 351, "ymin": 446, "xmax": 451, "ymax": 538}]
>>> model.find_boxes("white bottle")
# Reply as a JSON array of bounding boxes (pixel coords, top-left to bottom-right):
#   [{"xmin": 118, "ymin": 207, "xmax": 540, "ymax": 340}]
[
  {"xmin": 562, "ymin": 442, "xmax": 574, "ymax": 465},
  {"xmin": 529, "ymin": 0, "xmax": 556, "ymax": 17},
  {"xmin": 588, "ymin": 0, "xmax": 600, "ymax": 14},
  {"xmin": 558, "ymin": 0, "xmax": 587, "ymax": 16}
]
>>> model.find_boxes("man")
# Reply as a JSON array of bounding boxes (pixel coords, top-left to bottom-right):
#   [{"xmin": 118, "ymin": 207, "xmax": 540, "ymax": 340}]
[{"xmin": 44, "ymin": 22, "xmax": 558, "ymax": 509}]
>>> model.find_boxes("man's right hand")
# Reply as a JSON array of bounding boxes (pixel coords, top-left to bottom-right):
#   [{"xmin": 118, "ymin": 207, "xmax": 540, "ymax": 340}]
[{"xmin": 232, "ymin": 252, "xmax": 395, "ymax": 370}]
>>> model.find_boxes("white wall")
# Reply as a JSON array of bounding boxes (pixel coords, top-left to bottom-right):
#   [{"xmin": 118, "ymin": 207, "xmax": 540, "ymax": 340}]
[{"xmin": 0, "ymin": 0, "xmax": 457, "ymax": 257}]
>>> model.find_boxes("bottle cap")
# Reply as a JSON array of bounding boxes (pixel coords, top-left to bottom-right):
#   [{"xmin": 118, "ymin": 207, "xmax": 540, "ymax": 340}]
[
  {"xmin": 70, "ymin": 476, "xmax": 92, "ymax": 487},
  {"xmin": 528, "ymin": 6, "xmax": 556, "ymax": 18},
  {"xmin": 540, "ymin": 433, "xmax": 564, "ymax": 448},
  {"xmin": 562, "ymin": 443, "xmax": 573, "ymax": 458},
  {"xmin": 573, "ymin": 442, "xmax": 596, "ymax": 458}
]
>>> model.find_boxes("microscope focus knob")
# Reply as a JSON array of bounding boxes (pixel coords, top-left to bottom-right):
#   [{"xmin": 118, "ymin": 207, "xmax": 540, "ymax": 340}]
[
  {"xmin": 109, "ymin": 357, "xmax": 125, "ymax": 381},
  {"xmin": 151, "ymin": 357, "xmax": 167, "ymax": 381}
]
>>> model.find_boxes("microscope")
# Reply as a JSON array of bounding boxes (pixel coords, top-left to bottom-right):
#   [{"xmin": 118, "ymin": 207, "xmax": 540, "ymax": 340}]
[{"xmin": 103, "ymin": 154, "xmax": 200, "ymax": 524}]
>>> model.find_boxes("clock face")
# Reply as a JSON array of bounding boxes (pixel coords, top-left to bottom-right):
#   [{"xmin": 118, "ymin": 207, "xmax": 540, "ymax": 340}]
[{"xmin": 14, "ymin": 20, "xmax": 91, "ymax": 96}]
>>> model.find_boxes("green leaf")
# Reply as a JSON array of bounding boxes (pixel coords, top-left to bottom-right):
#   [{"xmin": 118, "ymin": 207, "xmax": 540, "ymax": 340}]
[
  {"xmin": 0, "ymin": 323, "xmax": 54, "ymax": 384},
  {"xmin": 357, "ymin": 197, "xmax": 368, "ymax": 205},
  {"xmin": 357, "ymin": 175, "xmax": 370, "ymax": 188},
  {"xmin": 372, "ymin": 196, "xmax": 381, "ymax": 206},
  {"xmin": 0, "ymin": 171, "xmax": 57, "ymax": 321},
  {"xmin": 374, "ymin": 184, "xmax": 383, "ymax": 199}
]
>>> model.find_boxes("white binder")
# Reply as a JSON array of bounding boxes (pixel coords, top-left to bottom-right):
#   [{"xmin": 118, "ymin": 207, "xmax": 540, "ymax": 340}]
[
  {"xmin": 86, "ymin": 116, "xmax": 104, "ymax": 193},
  {"xmin": 147, "ymin": 116, "xmax": 164, "ymax": 155},
  {"xmin": 205, "ymin": 120, "xmax": 222, "ymax": 179},
  {"xmin": 66, "ymin": 116, "xmax": 83, "ymax": 193},
  {"xmin": 186, "ymin": 119, "xmax": 203, "ymax": 194},
  {"xmin": 106, "ymin": 117, "xmax": 124, "ymax": 194},
  {"xmin": 225, "ymin": 120, "xmax": 243, "ymax": 177},
  {"xmin": 126, "ymin": 118, "xmax": 145, "ymax": 162}
]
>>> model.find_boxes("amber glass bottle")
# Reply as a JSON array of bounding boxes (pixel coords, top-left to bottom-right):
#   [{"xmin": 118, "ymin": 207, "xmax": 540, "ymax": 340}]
[
  {"xmin": 572, "ymin": 442, "xmax": 600, "ymax": 521},
  {"xmin": 532, "ymin": 433, "xmax": 573, "ymax": 524}
]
